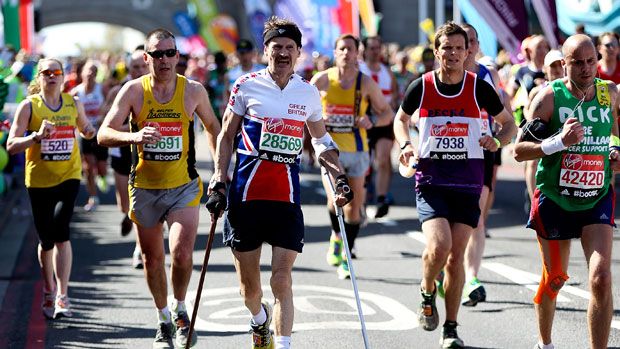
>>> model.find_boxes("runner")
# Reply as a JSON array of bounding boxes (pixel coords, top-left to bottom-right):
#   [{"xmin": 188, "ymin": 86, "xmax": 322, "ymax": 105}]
[
  {"xmin": 596, "ymin": 32, "xmax": 620, "ymax": 84},
  {"xmin": 206, "ymin": 17, "xmax": 352, "ymax": 349},
  {"xmin": 70, "ymin": 60, "xmax": 108, "ymax": 211},
  {"xmin": 393, "ymin": 22, "xmax": 516, "ymax": 348},
  {"xmin": 97, "ymin": 28, "xmax": 221, "ymax": 349},
  {"xmin": 7, "ymin": 58, "xmax": 96, "ymax": 319},
  {"xmin": 311, "ymin": 33, "xmax": 394, "ymax": 278},
  {"xmin": 359, "ymin": 36, "xmax": 399, "ymax": 218},
  {"xmin": 514, "ymin": 34, "xmax": 619, "ymax": 349},
  {"xmin": 227, "ymin": 39, "xmax": 266, "ymax": 90},
  {"xmin": 101, "ymin": 48, "xmax": 149, "ymax": 269}
]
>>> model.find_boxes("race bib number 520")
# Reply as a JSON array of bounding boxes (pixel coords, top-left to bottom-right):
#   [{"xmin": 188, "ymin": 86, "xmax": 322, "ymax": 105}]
[
  {"xmin": 259, "ymin": 118, "xmax": 304, "ymax": 164},
  {"xmin": 559, "ymin": 153, "xmax": 605, "ymax": 198},
  {"xmin": 40, "ymin": 125, "xmax": 75, "ymax": 161}
]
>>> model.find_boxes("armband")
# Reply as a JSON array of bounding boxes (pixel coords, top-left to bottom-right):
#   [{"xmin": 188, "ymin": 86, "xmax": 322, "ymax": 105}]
[
  {"xmin": 311, "ymin": 132, "xmax": 339, "ymax": 156},
  {"xmin": 610, "ymin": 135, "xmax": 620, "ymax": 147},
  {"xmin": 519, "ymin": 118, "xmax": 551, "ymax": 142},
  {"xmin": 493, "ymin": 137, "xmax": 501, "ymax": 148},
  {"xmin": 540, "ymin": 134, "xmax": 566, "ymax": 155}
]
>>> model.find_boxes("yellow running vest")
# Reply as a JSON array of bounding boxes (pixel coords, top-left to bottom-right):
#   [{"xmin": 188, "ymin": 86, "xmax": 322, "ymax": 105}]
[
  {"xmin": 26, "ymin": 93, "xmax": 81, "ymax": 188},
  {"xmin": 321, "ymin": 67, "xmax": 370, "ymax": 152},
  {"xmin": 130, "ymin": 75, "xmax": 198, "ymax": 189}
]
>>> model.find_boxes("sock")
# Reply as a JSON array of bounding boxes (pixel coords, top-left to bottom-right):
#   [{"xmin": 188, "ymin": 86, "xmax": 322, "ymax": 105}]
[
  {"xmin": 343, "ymin": 222, "xmax": 360, "ymax": 250},
  {"xmin": 538, "ymin": 342, "xmax": 554, "ymax": 349},
  {"xmin": 275, "ymin": 336, "xmax": 291, "ymax": 349},
  {"xmin": 157, "ymin": 306, "xmax": 171, "ymax": 323},
  {"xmin": 252, "ymin": 306, "xmax": 267, "ymax": 326},
  {"xmin": 443, "ymin": 320, "xmax": 458, "ymax": 328},
  {"xmin": 172, "ymin": 299, "xmax": 186, "ymax": 313},
  {"xmin": 328, "ymin": 211, "xmax": 340, "ymax": 233},
  {"xmin": 377, "ymin": 195, "xmax": 386, "ymax": 203}
]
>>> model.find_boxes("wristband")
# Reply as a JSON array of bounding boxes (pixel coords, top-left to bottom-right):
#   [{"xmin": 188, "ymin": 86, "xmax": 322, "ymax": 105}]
[
  {"xmin": 399, "ymin": 140, "xmax": 411, "ymax": 150},
  {"xmin": 540, "ymin": 134, "xmax": 566, "ymax": 155},
  {"xmin": 493, "ymin": 137, "xmax": 501, "ymax": 148},
  {"xmin": 610, "ymin": 135, "xmax": 620, "ymax": 147},
  {"xmin": 611, "ymin": 145, "xmax": 620, "ymax": 152}
]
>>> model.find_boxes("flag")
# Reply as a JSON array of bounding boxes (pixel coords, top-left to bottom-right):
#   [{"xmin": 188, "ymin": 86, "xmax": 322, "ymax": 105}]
[
  {"xmin": 19, "ymin": 0, "xmax": 34, "ymax": 52},
  {"xmin": 244, "ymin": 0, "xmax": 271, "ymax": 50},
  {"xmin": 2, "ymin": 0, "xmax": 20, "ymax": 50},
  {"xmin": 188, "ymin": 0, "xmax": 221, "ymax": 51},
  {"xmin": 531, "ymin": 0, "xmax": 559, "ymax": 48},
  {"xmin": 419, "ymin": 18, "xmax": 434, "ymax": 43}
]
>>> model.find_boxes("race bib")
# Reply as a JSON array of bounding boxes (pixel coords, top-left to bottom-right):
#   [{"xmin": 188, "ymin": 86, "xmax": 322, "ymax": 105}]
[
  {"xmin": 258, "ymin": 117, "xmax": 304, "ymax": 164},
  {"xmin": 559, "ymin": 153, "xmax": 604, "ymax": 198},
  {"xmin": 40, "ymin": 125, "xmax": 75, "ymax": 161},
  {"xmin": 143, "ymin": 121, "xmax": 183, "ymax": 161},
  {"xmin": 324, "ymin": 104, "xmax": 355, "ymax": 133},
  {"xmin": 429, "ymin": 123, "xmax": 468, "ymax": 161}
]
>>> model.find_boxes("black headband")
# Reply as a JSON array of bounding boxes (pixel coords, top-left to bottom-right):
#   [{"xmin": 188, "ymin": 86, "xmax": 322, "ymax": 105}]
[{"xmin": 263, "ymin": 26, "xmax": 302, "ymax": 48}]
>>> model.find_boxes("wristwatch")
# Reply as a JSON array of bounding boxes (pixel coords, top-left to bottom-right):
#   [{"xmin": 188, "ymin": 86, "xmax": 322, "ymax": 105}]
[{"xmin": 399, "ymin": 140, "xmax": 411, "ymax": 150}]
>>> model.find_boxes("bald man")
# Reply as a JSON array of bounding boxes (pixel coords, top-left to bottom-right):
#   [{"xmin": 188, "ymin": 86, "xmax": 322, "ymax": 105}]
[{"xmin": 515, "ymin": 34, "xmax": 620, "ymax": 349}]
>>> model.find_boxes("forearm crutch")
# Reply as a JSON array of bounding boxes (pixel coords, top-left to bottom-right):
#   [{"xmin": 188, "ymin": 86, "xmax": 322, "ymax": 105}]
[
  {"xmin": 321, "ymin": 166, "xmax": 371, "ymax": 349},
  {"xmin": 185, "ymin": 214, "xmax": 218, "ymax": 349}
]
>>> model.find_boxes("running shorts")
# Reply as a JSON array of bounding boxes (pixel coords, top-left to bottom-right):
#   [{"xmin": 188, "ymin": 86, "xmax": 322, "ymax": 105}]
[
  {"xmin": 81, "ymin": 137, "xmax": 109, "ymax": 161},
  {"xmin": 367, "ymin": 123, "xmax": 395, "ymax": 150},
  {"xmin": 339, "ymin": 151, "xmax": 370, "ymax": 178},
  {"xmin": 416, "ymin": 186, "xmax": 481, "ymax": 228},
  {"xmin": 110, "ymin": 145, "xmax": 131, "ymax": 176}
]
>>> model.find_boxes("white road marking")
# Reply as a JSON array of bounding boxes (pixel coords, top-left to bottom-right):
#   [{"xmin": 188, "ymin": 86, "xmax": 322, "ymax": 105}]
[{"xmin": 181, "ymin": 285, "xmax": 417, "ymax": 332}]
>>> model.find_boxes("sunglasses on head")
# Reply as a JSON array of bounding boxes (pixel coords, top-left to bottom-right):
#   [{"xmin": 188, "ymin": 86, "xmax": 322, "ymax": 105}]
[
  {"xmin": 147, "ymin": 49, "xmax": 177, "ymax": 59},
  {"xmin": 39, "ymin": 69, "xmax": 63, "ymax": 77}
]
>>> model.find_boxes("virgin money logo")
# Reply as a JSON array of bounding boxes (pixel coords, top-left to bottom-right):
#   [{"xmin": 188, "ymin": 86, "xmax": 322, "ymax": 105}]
[
  {"xmin": 265, "ymin": 118, "xmax": 284, "ymax": 133},
  {"xmin": 431, "ymin": 125, "xmax": 448, "ymax": 136},
  {"xmin": 563, "ymin": 154, "xmax": 583, "ymax": 170}
]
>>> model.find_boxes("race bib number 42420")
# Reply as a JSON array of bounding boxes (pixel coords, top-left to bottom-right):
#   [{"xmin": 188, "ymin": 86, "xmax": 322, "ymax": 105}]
[
  {"xmin": 40, "ymin": 125, "xmax": 75, "ymax": 161},
  {"xmin": 559, "ymin": 153, "xmax": 605, "ymax": 198},
  {"xmin": 143, "ymin": 121, "xmax": 183, "ymax": 161},
  {"xmin": 259, "ymin": 117, "xmax": 304, "ymax": 164}
]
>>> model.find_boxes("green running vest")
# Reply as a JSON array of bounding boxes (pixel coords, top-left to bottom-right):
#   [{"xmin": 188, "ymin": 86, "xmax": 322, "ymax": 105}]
[{"xmin": 536, "ymin": 78, "xmax": 613, "ymax": 211}]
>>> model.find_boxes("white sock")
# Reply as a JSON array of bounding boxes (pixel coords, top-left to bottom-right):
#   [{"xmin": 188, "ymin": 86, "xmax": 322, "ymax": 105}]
[
  {"xmin": 252, "ymin": 306, "xmax": 267, "ymax": 325},
  {"xmin": 538, "ymin": 342, "xmax": 554, "ymax": 349},
  {"xmin": 275, "ymin": 336, "xmax": 291, "ymax": 349},
  {"xmin": 172, "ymin": 299, "xmax": 186, "ymax": 313},
  {"xmin": 157, "ymin": 306, "xmax": 171, "ymax": 323}
]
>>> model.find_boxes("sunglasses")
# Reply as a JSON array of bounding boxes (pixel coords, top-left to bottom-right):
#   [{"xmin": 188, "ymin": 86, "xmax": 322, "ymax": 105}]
[
  {"xmin": 604, "ymin": 43, "xmax": 618, "ymax": 49},
  {"xmin": 39, "ymin": 69, "xmax": 63, "ymax": 77},
  {"xmin": 147, "ymin": 49, "xmax": 177, "ymax": 59}
]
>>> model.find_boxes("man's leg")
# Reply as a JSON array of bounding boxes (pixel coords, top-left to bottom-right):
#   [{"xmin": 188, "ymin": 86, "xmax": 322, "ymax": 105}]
[
  {"xmin": 135, "ymin": 222, "xmax": 167, "ymax": 309},
  {"xmin": 233, "ymin": 247, "xmax": 264, "ymax": 318},
  {"xmin": 373, "ymin": 138, "xmax": 394, "ymax": 218},
  {"xmin": 421, "ymin": 218, "xmax": 452, "ymax": 294},
  {"xmin": 270, "ymin": 247, "xmax": 298, "ymax": 337},
  {"xmin": 167, "ymin": 206, "xmax": 199, "ymax": 302},
  {"xmin": 534, "ymin": 236, "xmax": 571, "ymax": 346},
  {"xmin": 83, "ymin": 153, "xmax": 98, "ymax": 210},
  {"xmin": 464, "ymin": 187, "xmax": 489, "ymax": 280},
  {"xmin": 443, "ymin": 223, "xmax": 472, "ymax": 322},
  {"xmin": 581, "ymin": 224, "xmax": 613, "ymax": 349}
]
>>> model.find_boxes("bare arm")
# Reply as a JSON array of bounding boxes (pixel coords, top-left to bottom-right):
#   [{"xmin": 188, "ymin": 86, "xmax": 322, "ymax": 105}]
[
  {"xmin": 393, "ymin": 107, "xmax": 416, "ymax": 166},
  {"xmin": 190, "ymin": 81, "xmax": 221, "ymax": 158},
  {"xmin": 364, "ymin": 75, "xmax": 394, "ymax": 127},
  {"xmin": 74, "ymin": 97, "xmax": 96, "ymax": 139},
  {"xmin": 97, "ymin": 81, "xmax": 160, "ymax": 147},
  {"xmin": 309, "ymin": 71, "xmax": 329, "ymax": 91},
  {"xmin": 211, "ymin": 108, "xmax": 241, "ymax": 183},
  {"xmin": 608, "ymin": 83, "xmax": 620, "ymax": 171},
  {"xmin": 6, "ymin": 100, "xmax": 40, "ymax": 154}
]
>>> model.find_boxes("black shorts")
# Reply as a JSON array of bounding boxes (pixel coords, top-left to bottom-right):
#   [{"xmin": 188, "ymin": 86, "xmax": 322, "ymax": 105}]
[
  {"xmin": 494, "ymin": 147, "xmax": 503, "ymax": 165},
  {"xmin": 111, "ymin": 145, "xmax": 132, "ymax": 176},
  {"xmin": 81, "ymin": 137, "xmax": 109, "ymax": 161},
  {"xmin": 416, "ymin": 186, "xmax": 481, "ymax": 228},
  {"xmin": 527, "ymin": 187, "xmax": 615, "ymax": 240},
  {"xmin": 367, "ymin": 123, "xmax": 395, "ymax": 150},
  {"xmin": 224, "ymin": 201, "xmax": 305, "ymax": 253},
  {"xmin": 27, "ymin": 179, "xmax": 80, "ymax": 250},
  {"xmin": 483, "ymin": 150, "xmax": 495, "ymax": 191}
]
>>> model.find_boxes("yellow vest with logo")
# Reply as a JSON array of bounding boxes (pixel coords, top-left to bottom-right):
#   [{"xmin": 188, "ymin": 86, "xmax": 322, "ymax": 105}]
[
  {"xmin": 25, "ymin": 93, "xmax": 81, "ymax": 188},
  {"xmin": 321, "ymin": 67, "xmax": 370, "ymax": 152},
  {"xmin": 130, "ymin": 74, "xmax": 198, "ymax": 189}
]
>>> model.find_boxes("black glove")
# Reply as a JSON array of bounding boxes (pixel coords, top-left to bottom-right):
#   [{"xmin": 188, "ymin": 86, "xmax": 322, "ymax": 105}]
[
  {"xmin": 205, "ymin": 190, "xmax": 227, "ymax": 215},
  {"xmin": 335, "ymin": 175, "xmax": 354, "ymax": 204}
]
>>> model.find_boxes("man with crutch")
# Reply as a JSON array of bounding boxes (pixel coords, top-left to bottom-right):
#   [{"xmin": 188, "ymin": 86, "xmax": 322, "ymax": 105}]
[
  {"xmin": 393, "ymin": 22, "xmax": 516, "ymax": 348},
  {"xmin": 206, "ymin": 16, "xmax": 353, "ymax": 349}
]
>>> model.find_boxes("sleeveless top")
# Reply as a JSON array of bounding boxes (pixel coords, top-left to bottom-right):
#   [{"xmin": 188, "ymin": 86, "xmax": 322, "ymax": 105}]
[
  {"xmin": 536, "ymin": 78, "xmax": 613, "ymax": 211},
  {"xmin": 416, "ymin": 71, "xmax": 485, "ymax": 193},
  {"xmin": 72, "ymin": 83, "xmax": 104, "ymax": 128},
  {"xmin": 321, "ymin": 67, "xmax": 370, "ymax": 152},
  {"xmin": 26, "ymin": 93, "xmax": 81, "ymax": 188},
  {"xmin": 130, "ymin": 74, "xmax": 198, "ymax": 189}
]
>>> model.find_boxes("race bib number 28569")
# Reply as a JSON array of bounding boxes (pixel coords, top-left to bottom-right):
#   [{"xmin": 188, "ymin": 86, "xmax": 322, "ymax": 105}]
[{"xmin": 259, "ymin": 118, "xmax": 304, "ymax": 164}]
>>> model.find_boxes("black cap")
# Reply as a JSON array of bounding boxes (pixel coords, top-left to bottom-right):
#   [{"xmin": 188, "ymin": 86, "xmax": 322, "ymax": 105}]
[{"xmin": 236, "ymin": 39, "xmax": 254, "ymax": 53}]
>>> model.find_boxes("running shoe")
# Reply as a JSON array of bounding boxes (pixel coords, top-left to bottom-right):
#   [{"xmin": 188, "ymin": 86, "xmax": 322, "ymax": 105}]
[
  {"xmin": 440, "ymin": 321, "xmax": 464, "ymax": 348},
  {"xmin": 152, "ymin": 321, "xmax": 174, "ymax": 349},
  {"xmin": 54, "ymin": 294, "xmax": 72, "ymax": 318},
  {"xmin": 435, "ymin": 270, "xmax": 445, "ymax": 298},
  {"xmin": 42, "ymin": 291, "xmax": 55, "ymax": 319},
  {"xmin": 337, "ymin": 258, "xmax": 351, "ymax": 280},
  {"xmin": 132, "ymin": 248, "xmax": 144, "ymax": 269},
  {"xmin": 418, "ymin": 287, "xmax": 439, "ymax": 331},
  {"xmin": 326, "ymin": 235, "xmax": 343, "ymax": 266},
  {"xmin": 84, "ymin": 196, "xmax": 99, "ymax": 212},
  {"xmin": 121, "ymin": 215, "xmax": 133, "ymax": 236},
  {"xmin": 461, "ymin": 277, "xmax": 486, "ymax": 307},
  {"xmin": 374, "ymin": 201, "xmax": 390, "ymax": 218},
  {"xmin": 96, "ymin": 175, "xmax": 109, "ymax": 193},
  {"xmin": 250, "ymin": 301, "xmax": 273, "ymax": 349},
  {"xmin": 173, "ymin": 310, "xmax": 197, "ymax": 348},
  {"xmin": 533, "ymin": 343, "xmax": 554, "ymax": 349}
]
